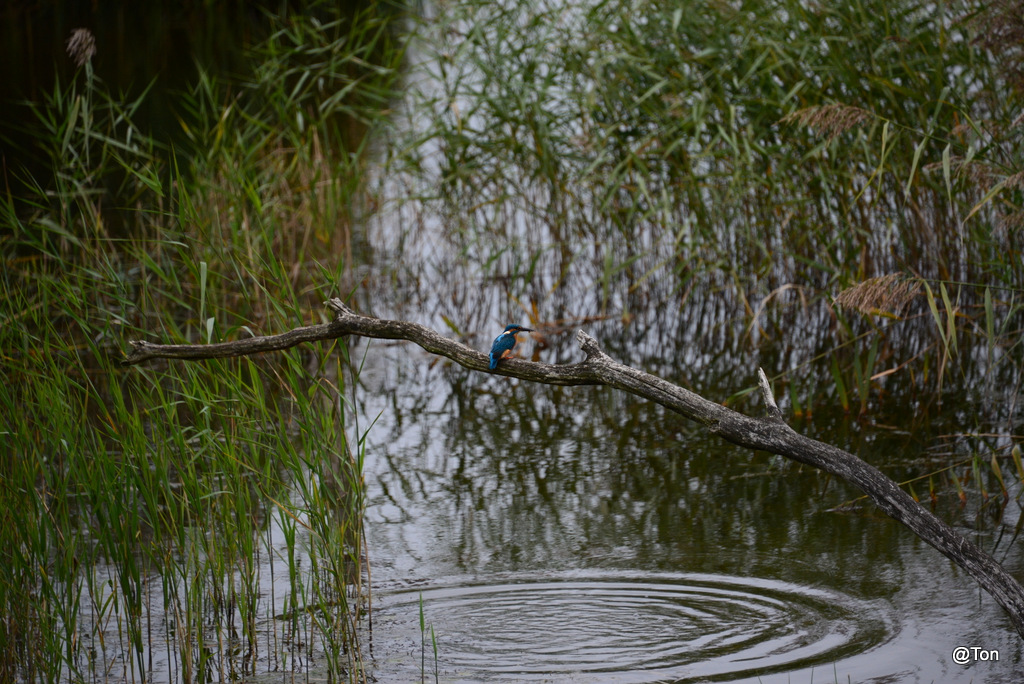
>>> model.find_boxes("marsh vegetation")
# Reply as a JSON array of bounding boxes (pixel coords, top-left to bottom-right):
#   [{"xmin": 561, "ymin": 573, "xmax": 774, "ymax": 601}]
[
  {"xmin": 2, "ymin": 0, "xmax": 1023, "ymax": 681},
  {"xmin": 1, "ymin": 1, "xmax": 402, "ymax": 680}
]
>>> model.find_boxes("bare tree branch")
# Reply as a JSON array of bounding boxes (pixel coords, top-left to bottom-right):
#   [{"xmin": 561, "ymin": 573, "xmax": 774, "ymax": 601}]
[{"xmin": 123, "ymin": 297, "xmax": 1024, "ymax": 638}]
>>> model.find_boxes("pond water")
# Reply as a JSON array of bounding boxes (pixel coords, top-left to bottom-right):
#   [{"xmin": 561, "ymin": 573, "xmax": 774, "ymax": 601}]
[{"xmin": 350, "ymin": 338, "xmax": 1023, "ymax": 682}]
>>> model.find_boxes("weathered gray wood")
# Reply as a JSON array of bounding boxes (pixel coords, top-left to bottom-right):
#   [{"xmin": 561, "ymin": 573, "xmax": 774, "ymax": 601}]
[{"xmin": 123, "ymin": 297, "xmax": 1024, "ymax": 638}]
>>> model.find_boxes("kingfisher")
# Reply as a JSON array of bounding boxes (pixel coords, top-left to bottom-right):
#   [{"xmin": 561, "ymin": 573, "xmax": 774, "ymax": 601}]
[{"xmin": 489, "ymin": 324, "xmax": 534, "ymax": 370}]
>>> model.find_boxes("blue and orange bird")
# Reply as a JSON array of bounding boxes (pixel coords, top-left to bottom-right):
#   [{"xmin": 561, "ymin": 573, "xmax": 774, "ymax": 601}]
[{"xmin": 489, "ymin": 324, "xmax": 534, "ymax": 370}]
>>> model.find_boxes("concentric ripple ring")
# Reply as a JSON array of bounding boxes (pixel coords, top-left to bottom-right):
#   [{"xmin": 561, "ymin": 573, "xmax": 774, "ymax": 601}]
[{"xmin": 373, "ymin": 570, "xmax": 895, "ymax": 682}]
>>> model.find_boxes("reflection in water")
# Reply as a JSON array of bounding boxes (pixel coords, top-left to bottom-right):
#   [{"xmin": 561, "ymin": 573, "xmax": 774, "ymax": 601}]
[
  {"xmin": 356, "ymin": 341, "xmax": 1024, "ymax": 682},
  {"xmin": 373, "ymin": 571, "xmax": 893, "ymax": 681}
]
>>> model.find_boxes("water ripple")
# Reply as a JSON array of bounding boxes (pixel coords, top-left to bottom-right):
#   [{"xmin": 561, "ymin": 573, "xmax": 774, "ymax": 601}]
[{"xmin": 372, "ymin": 570, "xmax": 895, "ymax": 682}]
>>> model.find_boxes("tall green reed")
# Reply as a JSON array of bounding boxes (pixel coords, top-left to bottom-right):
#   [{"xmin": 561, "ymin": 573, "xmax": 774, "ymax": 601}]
[
  {"xmin": 393, "ymin": 0, "xmax": 1021, "ymax": 367},
  {"xmin": 380, "ymin": 0, "xmax": 1023, "ymax": 509},
  {"xmin": 1, "ymin": 1, "xmax": 404, "ymax": 680}
]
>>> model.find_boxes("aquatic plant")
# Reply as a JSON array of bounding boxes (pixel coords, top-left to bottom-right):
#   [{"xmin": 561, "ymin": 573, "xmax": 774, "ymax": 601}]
[
  {"xmin": 375, "ymin": 0, "xmax": 1023, "ymax": 513},
  {"xmin": 383, "ymin": 0, "xmax": 1022, "ymax": 400},
  {"xmin": 0, "ymin": 1, "xmax": 404, "ymax": 679}
]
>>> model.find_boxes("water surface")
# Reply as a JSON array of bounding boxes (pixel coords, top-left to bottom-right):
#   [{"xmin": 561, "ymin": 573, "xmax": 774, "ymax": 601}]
[{"xmin": 355, "ymin": 340, "xmax": 1023, "ymax": 682}]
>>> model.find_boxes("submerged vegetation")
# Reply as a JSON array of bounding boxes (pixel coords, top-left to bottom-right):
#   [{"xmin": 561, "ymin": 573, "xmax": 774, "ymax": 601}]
[{"xmin": 1, "ymin": 0, "xmax": 1023, "ymax": 680}]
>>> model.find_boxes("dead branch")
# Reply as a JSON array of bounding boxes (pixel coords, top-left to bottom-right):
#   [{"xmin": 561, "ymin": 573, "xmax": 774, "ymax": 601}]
[{"xmin": 123, "ymin": 297, "xmax": 1024, "ymax": 638}]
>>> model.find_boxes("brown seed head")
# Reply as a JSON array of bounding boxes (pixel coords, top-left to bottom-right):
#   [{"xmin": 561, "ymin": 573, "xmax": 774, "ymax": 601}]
[{"xmin": 67, "ymin": 28, "xmax": 96, "ymax": 68}]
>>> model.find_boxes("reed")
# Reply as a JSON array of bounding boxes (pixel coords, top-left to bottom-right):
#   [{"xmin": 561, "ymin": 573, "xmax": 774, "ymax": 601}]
[
  {"xmin": 0, "ymin": 1, "xmax": 403, "ymax": 679},
  {"xmin": 387, "ymin": 0, "xmax": 1022, "ymax": 397},
  {"xmin": 377, "ymin": 0, "xmax": 1023, "ymax": 508}
]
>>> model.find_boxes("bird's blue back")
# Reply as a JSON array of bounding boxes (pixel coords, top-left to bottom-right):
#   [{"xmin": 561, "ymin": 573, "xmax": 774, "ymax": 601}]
[{"xmin": 489, "ymin": 325, "xmax": 526, "ymax": 370}]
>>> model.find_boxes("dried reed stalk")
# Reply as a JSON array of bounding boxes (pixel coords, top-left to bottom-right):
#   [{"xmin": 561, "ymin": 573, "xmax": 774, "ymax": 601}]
[{"xmin": 834, "ymin": 273, "xmax": 921, "ymax": 319}]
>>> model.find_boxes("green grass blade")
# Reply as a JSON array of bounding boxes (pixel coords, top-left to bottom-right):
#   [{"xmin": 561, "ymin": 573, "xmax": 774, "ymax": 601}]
[{"xmin": 903, "ymin": 136, "xmax": 926, "ymax": 199}]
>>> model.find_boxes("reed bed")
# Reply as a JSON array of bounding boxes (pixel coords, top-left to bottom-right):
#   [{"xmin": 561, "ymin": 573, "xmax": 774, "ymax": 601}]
[
  {"xmin": 373, "ymin": 0, "xmax": 1022, "ymax": 505},
  {"xmin": 385, "ymin": 0, "xmax": 1022, "ymax": 366},
  {"xmin": 382, "ymin": 1, "xmax": 1020, "ymax": 405},
  {"xmin": 1, "ymin": 2, "xmax": 403, "ymax": 680}
]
